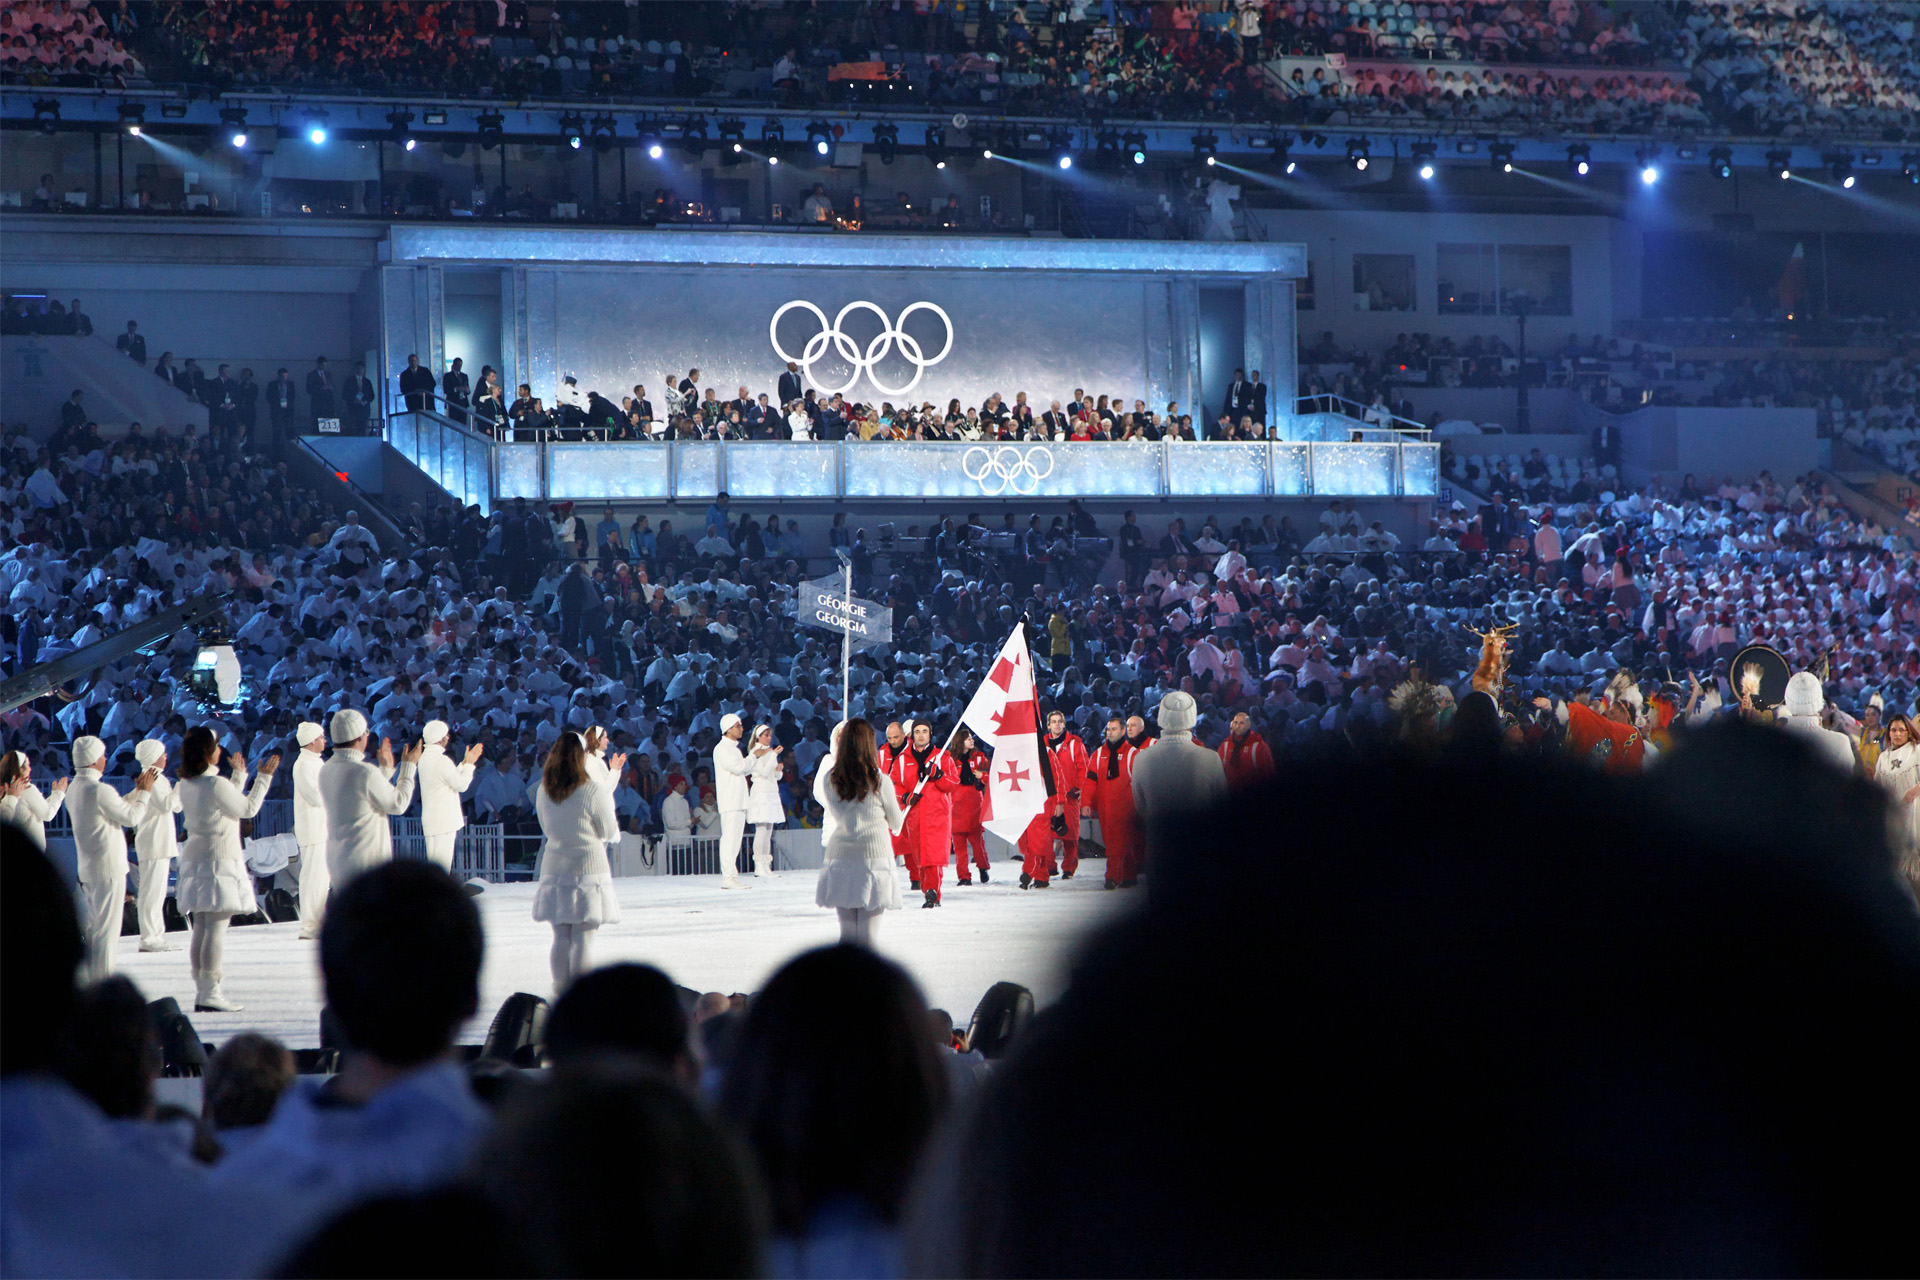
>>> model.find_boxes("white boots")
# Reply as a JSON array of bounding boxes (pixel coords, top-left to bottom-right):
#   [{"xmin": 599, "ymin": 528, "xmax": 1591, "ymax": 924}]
[{"xmin": 193, "ymin": 970, "xmax": 242, "ymax": 1013}]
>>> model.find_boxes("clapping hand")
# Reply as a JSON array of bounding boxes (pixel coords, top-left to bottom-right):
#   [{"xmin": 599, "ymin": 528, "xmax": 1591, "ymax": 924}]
[
  {"xmin": 608, "ymin": 751, "xmax": 628, "ymax": 776},
  {"xmin": 50, "ymin": 776, "xmax": 70, "ymax": 793},
  {"xmin": 133, "ymin": 767, "xmax": 159, "ymax": 792},
  {"xmin": 402, "ymin": 741, "xmax": 424, "ymax": 765},
  {"xmin": 465, "ymin": 742, "xmax": 485, "ymax": 765},
  {"xmin": 231, "ymin": 753, "xmax": 249, "ymax": 774},
  {"xmin": 261, "ymin": 753, "xmax": 282, "ymax": 774},
  {"xmin": 376, "ymin": 738, "xmax": 395, "ymax": 770}
]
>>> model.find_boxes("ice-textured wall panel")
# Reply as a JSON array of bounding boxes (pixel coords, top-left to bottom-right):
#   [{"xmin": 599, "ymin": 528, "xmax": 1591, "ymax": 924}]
[
  {"xmin": 725, "ymin": 443, "xmax": 837, "ymax": 500},
  {"xmin": 497, "ymin": 445, "xmax": 541, "ymax": 500},
  {"xmin": 389, "ymin": 412, "xmax": 417, "ymax": 464},
  {"xmin": 549, "ymin": 443, "xmax": 671, "ymax": 501},
  {"xmin": 1401, "ymin": 442, "xmax": 1440, "ymax": 497},
  {"xmin": 1273, "ymin": 443, "xmax": 1311, "ymax": 496},
  {"xmin": 674, "ymin": 442, "xmax": 721, "ymax": 501},
  {"xmin": 1166, "ymin": 441, "xmax": 1266, "ymax": 497},
  {"xmin": 844, "ymin": 441, "xmax": 1162, "ymax": 500},
  {"xmin": 1312, "ymin": 444, "xmax": 1398, "ymax": 496}
]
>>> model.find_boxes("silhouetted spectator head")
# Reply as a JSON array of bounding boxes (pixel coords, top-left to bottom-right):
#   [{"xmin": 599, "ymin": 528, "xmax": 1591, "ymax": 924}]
[
  {"xmin": 277, "ymin": 1188, "xmax": 529, "ymax": 1279},
  {"xmin": 57, "ymin": 975, "xmax": 159, "ymax": 1119},
  {"xmin": 2, "ymin": 835, "xmax": 84, "ymax": 1075},
  {"xmin": 545, "ymin": 963, "xmax": 693, "ymax": 1082},
  {"xmin": 471, "ymin": 1061, "xmax": 765, "ymax": 1277},
  {"xmin": 321, "ymin": 861, "xmax": 482, "ymax": 1067},
  {"xmin": 721, "ymin": 945, "xmax": 947, "ymax": 1238},
  {"xmin": 202, "ymin": 1032, "xmax": 296, "ymax": 1132}
]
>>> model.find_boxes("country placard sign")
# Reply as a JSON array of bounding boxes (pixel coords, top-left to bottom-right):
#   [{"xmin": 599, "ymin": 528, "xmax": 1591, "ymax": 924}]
[{"xmin": 794, "ymin": 576, "xmax": 892, "ymax": 647}]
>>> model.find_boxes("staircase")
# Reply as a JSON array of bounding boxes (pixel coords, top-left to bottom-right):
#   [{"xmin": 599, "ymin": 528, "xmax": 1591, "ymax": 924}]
[{"xmin": 1, "ymin": 334, "xmax": 209, "ymax": 436}]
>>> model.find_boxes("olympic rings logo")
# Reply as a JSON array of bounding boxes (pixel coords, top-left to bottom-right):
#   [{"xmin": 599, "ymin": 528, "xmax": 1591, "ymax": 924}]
[
  {"xmin": 769, "ymin": 300, "xmax": 955, "ymax": 398},
  {"xmin": 962, "ymin": 445, "xmax": 1055, "ymax": 496}
]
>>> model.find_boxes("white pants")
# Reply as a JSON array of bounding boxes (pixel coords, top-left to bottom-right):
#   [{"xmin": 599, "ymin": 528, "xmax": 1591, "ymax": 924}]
[
  {"xmin": 549, "ymin": 921, "xmax": 596, "ymax": 991},
  {"xmin": 752, "ymin": 825, "xmax": 778, "ymax": 876},
  {"xmin": 189, "ymin": 911, "xmax": 232, "ymax": 978},
  {"xmin": 78, "ymin": 877, "xmax": 122, "ymax": 983},
  {"xmin": 424, "ymin": 831, "xmax": 457, "ymax": 873},
  {"xmin": 718, "ymin": 809, "xmax": 747, "ymax": 885},
  {"xmin": 837, "ymin": 907, "xmax": 879, "ymax": 947},
  {"xmin": 297, "ymin": 842, "xmax": 330, "ymax": 938},
  {"xmin": 135, "ymin": 855, "xmax": 172, "ymax": 947}
]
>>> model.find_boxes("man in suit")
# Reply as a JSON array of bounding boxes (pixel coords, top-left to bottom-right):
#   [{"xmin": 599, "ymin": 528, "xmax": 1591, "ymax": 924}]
[
  {"xmin": 153, "ymin": 351, "xmax": 179, "ymax": 387},
  {"xmin": 307, "ymin": 357, "xmax": 337, "ymax": 429},
  {"xmin": 343, "ymin": 361, "xmax": 376, "ymax": 435},
  {"xmin": 233, "ymin": 368, "xmax": 260, "ymax": 438},
  {"xmin": 1040, "ymin": 402, "xmax": 1069, "ymax": 439},
  {"xmin": 115, "ymin": 320, "xmax": 147, "ymax": 364},
  {"xmin": 1223, "ymin": 367, "xmax": 1253, "ymax": 426},
  {"xmin": 1249, "ymin": 371, "xmax": 1269, "ymax": 426},
  {"xmin": 267, "ymin": 367, "xmax": 299, "ymax": 439},
  {"xmin": 441, "ymin": 357, "xmax": 470, "ymax": 426},
  {"xmin": 60, "ymin": 391, "xmax": 87, "ymax": 433},
  {"xmin": 399, "ymin": 353, "xmax": 436, "ymax": 412},
  {"xmin": 1591, "ymin": 421, "xmax": 1622, "ymax": 474},
  {"xmin": 777, "ymin": 361, "xmax": 803, "ymax": 406},
  {"xmin": 629, "ymin": 385, "xmax": 655, "ymax": 432},
  {"xmin": 203, "ymin": 364, "xmax": 238, "ymax": 436}
]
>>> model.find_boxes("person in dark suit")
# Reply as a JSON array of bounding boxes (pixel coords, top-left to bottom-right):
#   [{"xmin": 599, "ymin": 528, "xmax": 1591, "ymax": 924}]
[
  {"xmin": 1249, "ymin": 371, "xmax": 1268, "ymax": 426},
  {"xmin": 60, "ymin": 391, "xmax": 87, "ymax": 433},
  {"xmin": 777, "ymin": 361, "xmax": 803, "ymax": 406},
  {"xmin": 306, "ymin": 357, "xmax": 337, "ymax": 429},
  {"xmin": 266, "ymin": 367, "xmax": 299, "ymax": 438},
  {"xmin": 399, "ymin": 353, "xmax": 436, "ymax": 413},
  {"xmin": 1223, "ymin": 368, "xmax": 1252, "ymax": 425},
  {"xmin": 67, "ymin": 299, "xmax": 91, "ymax": 336},
  {"xmin": 153, "ymin": 351, "xmax": 179, "ymax": 388},
  {"xmin": 116, "ymin": 321, "xmax": 147, "ymax": 364},
  {"xmin": 1591, "ymin": 422, "xmax": 1622, "ymax": 474},
  {"xmin": 233, "ymin": 368, "xmax": 260, "ymax": 437},
  {"xmin": 628, "ymin": 385, "xmax": 655, "ymax": 433},
  {"xmin": 203, "ymin": 364, "xmax": 238, "ymax": 436},
  {"xmin": 343, "ymin": 361, "xmax": 376, "ymax": 435},
  {"xmin": 441, "ymin": 357, "xmax": 470, "ymax": 426}
]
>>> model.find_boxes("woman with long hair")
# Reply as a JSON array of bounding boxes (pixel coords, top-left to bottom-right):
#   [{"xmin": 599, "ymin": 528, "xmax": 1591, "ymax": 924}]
[
  {"xmin": 0, "ymin": 749, "xmax": 69, "ymax": 847},
  {"xmin": 174, "ymin": 726, "xmax": 279, "ymax": 1012},
  {"xmin": 812, "ymin": 720, "xmax": 905, "ymax": 946},
  {"xmin": 535, "ymin": 733, "xmax": 623, "ymax": 993},
  {"xmin": 1874, "ymin": 713, "xmax": 1920, "ymax": 886},
  {"xmin": 746, "ymin": 725, "xmax": 785, "ymax": 878}
]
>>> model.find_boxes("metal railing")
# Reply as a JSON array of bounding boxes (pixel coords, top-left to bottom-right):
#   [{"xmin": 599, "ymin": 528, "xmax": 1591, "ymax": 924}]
[{"xmin": 1293, "ymin": 393, "xmax": 1432, "ymax": 438}]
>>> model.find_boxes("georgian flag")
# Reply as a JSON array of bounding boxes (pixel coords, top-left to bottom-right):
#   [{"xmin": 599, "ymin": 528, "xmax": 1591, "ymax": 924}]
[{"xmin": 959, "ymin": 626, "xmax": 1050, "ymax": 844}]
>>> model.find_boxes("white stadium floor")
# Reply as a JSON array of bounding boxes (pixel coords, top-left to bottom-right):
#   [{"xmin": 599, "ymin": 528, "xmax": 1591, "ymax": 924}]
[{"xmin": 114, "ymin": 859, "xmax": 1134, "ymax": 1050}]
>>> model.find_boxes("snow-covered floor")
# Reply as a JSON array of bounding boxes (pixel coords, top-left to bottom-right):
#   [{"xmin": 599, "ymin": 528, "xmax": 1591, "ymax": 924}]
[{"xmin": 113, "ymin": 861, "xmax": 1135, "ymax": 1049}]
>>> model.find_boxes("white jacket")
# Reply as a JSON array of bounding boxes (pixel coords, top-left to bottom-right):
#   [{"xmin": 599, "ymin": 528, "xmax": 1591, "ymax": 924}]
[
  {"xmin": 1129, "ymin": 736, "xmax": 1228, "ymax": 833},
  {"xmin": 416, "ymin": 745, "xmax": 475, "ymax": 838},
  {"xmin": 1, "ymin": 784, "xmax": 66, "ymax": 848},
  {"xmin": 66, "ymin": 771, "xmax": 151, "ymax": 886},
  {"xmin": 534, "ymin": 782, "xmax": 617, "ymax": 879},
  {"xmin": 320, "ymin": 749, "xmax": 418, "ymax": 883},
  {"xmin": 176, "ymin": 766, "xmax": 274, "ymax": 916},
  {"xmin": 660, "ymin": 791, "xmax": 692, "ymax": 834},
  {"xmin": 747, "ymin": 749, "xmax": 786, "ymax": 825},
  {"xmin": 132, "ymin": 775, "xmax": 180, "ymax": 865},
  {"xmin": 713, "ymin": 737, "xmax": 752, "ymax": 814},
  {"xmin": 293, "ymin": 749, "xmax": 328, "ymax": 848},
  {"xmin": 812, "ymin": 754, "xmax": 905, "ymax": 862}
]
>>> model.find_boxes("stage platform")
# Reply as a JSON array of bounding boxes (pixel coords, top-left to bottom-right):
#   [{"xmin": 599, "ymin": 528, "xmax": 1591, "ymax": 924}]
[{"xmin": 112, "ymin": 861, "xmax": 1132, "ymax": 1051}]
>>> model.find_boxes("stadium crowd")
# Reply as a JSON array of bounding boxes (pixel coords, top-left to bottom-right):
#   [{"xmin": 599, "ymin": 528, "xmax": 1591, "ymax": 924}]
[{"xmin": 0, "ymin": 0, "xmax": 145, "ymax": 85}]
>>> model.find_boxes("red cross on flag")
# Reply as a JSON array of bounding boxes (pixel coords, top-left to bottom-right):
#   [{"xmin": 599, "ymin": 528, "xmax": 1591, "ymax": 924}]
[{"xmin": 960, "ymin": 626, "xmax": 1049, "ymax": 844}]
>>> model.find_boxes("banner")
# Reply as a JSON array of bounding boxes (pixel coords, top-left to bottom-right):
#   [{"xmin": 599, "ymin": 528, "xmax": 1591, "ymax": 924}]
[
  {"xmin": 958, "ymin": 626, "xmax": 1049, "ymax": 844},
  {"xmin": 794, "ymin": 575, "xmax": 892, "ymax": 647}
]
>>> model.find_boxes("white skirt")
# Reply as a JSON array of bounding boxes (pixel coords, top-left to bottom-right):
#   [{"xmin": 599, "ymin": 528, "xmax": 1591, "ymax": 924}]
[
  {"xmin": 174, "ymin": 855, "xmax": 258, "ymax": 917},
  {"xmin": 532, "ymin": 872, "xmax": 622, "ymax": 926},
  {"xmin": 816, "ymin": 853, "xmax": 902, "ymax": 913}
]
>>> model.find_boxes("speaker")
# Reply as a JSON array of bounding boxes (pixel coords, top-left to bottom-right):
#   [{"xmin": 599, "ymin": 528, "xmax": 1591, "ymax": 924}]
[
  {"xmin": 146, "ymin": 997, "xmax": 208, "ymax": 1077},
  {"xmin": 264, "ymin": 887, "xmax": 298, "ymax": 923},
  {"xmin": 966, "ymin": 981, "xmax": 1033, "ymax": 1060},
  {"xmin": 479, "ymin": 992, "xmax": 549, "ymax": 1066}
]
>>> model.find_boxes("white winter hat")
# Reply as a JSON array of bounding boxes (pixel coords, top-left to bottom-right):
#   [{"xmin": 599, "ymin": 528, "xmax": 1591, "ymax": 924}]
[
  {"xmin": 422, "ymin": 719, "xmax": 449, "ymax": 744},
  {"xmin": 1783, "ymin": 671, "xmax": 1825, "ymax": 718},
  {"xmin": 330, "ymin": 708, "xmax": 369, "ymax": 744},
  {"xmin": 72, "ymin": 736, "xmax": 106, "ymax": 768},
  {"xmin": 296, "ymin": 721, "xmax": 325, "ymax": 748},
  {"xmin": 720, "ymin": 713, "xmax": 742, "ymax": 734},
  {"xmin": 1157, "ymin": 691, "xmax": 1199, "ymax": 734},
  {"xmin": 134, "ymin": 739, "xmax": 165, "ymax": 768}
]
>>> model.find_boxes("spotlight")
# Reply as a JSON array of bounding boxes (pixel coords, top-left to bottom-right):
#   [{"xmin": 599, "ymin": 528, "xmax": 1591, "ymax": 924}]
[
  {"xmin": 1709, "ymin": 146, "xmax": 1732, "ymax": 178},
  {"xmin": 1635, "ymin": 146, "xmax": 1660, "ymax": 185},
  {"xmin": 559, "ymin": 113, "xmax": 584, "ymax": 150},
  {"xmin": 590, "ymin": 114, "xmax": 618, "ymax": 153},
  {"xmin": 768, "ymin": 154, "xmax": 779, "ymax": 165},
  {"xmin": 1267, "ymin": 137, "xmax": 1293, "ymax": 173},
  {"xmin": 221, "ymin": 106, "xmax": 249, "ymax": 148},
  {"xmin": 761, "ymin": 120, "xmax": 784, "ymax": 146},
  {"xmin": 1049, "ymin": 128, "xmax": 1074, "ymax": 170},
  {"xmin": 1829, "ymin": 154, "xmax": 1854, "ymax": 187},
  {"xmin": 1566, "ymin": 143, "xmax": 1591, "ymax": 176},
  {"xmin": 1346, "ymin": 137, "xmax": 1370, "ymax": 171},
  {"xmin": 1123, "ymin": 130, "xmax": 1148, "ymax": 165},
  {"xmin": 718, "ymin": 117, "xmax": 746, "ymax": 151},
  {"xmin": 1766, "ymin": 147, "xmax": 1791, "ymax": 179},
  {"xmin": 873, "ymin": 122, "xmax": 899, "ymax": 164},
  {"xmin": 1903, "ymin": 153, "xmax": 1918, "ymax": 183},
  {"xmin": 680, "ymin": 114, "xmax": 708, "ymax": 144},
  {"xmin": 33, "ymin": 98, "xmax": 60, "ymax": 133},
  {"xmin": 305, "ymin": 110, "xmax": 329, "ymax": 145},
  {"xmin": 1411, "ymin": 141, "xmax": 1437, "ymax": 180},
  {"xmin": 477, "ymin": 111, "xmax": 505, "ymax": 150},
  {"xmin": 924, "ymin": 124, "xmax": 946, "ymax": 168},
  {"xmin": 1095, "ymin": 128, "xmax": 1119, "ymax": 168},
  {"xmin": 806, "ymin": 120, "xmax": 834, "ymax": 156},
  {"xmin": 639, "ymin": 122, "xmax": 664, "ymax": 159},
  {"xmin": 1490, "ymin": 141, "xmax": 1515, "ymax": 173},
  {"xmin": 387, "ymin": 110, "xmax": 415, "ymax": 150},
  {"xmin": 118, "ymin": 103, "xmax": 145, "ymax": 136},
  {"xmin": 1192, "ymin": 131, "xmax": 1218, "ymax": 165}
]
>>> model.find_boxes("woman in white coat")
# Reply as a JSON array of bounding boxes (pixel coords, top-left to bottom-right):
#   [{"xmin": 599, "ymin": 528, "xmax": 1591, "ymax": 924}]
[
  {"xmin": 534, "ymin": 732, "xmax": 624, "ymax": 993},
  {"xmin": 174, "ymin": 727, "xmax": 279, "ymax": 1013},
  {"xmin": 416, "ymin": 720, "xmax": 483, "ymax": 873},
  {"xmin": 0, "ymin": 749, "xmax": 69, "ymax": 848},
  {"xmin": 813, "ymin": 719, "xmax": 905, "ymax": 946},
  {"xmin": 1874, "ymin": 712, "xmax": 1920, "ymax": 884},
  {"xmin": 746, "ymin": 724, "xmax": 786, "ymax": 877}
]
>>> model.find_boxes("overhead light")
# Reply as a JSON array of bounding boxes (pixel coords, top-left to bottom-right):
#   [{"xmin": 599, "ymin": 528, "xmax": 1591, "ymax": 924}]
[
  {"xmin": 477, "ymin": 110, "xmax": 505, "ymax": 150},
  {"xmin": 118, "ymin": 102, "xmax": 145, "ymax": 136},
  {"xmin": 33, "ymin": 98, "xmax": 60, "ymax": 133},
  {"xmin": 1903, "ymin": 153, "xmax": 1918, "ymax": 183},
  {"xmin": 1766, "ymin": 147, "xmax": 1791, "ymax": 179},
  {"xmin": 680, "ymin": 114, "xmax": 708, "ymax": 144},
  {"xmin": 768, "ymin": 154, "xmax": 780, "ymax": 165},
  {"xmin": 221, "ymin": 106, "xmax": 249, "ymax": 148},
  {"xmin": 1303, "ymin": 131, "xmax": 1329, "ymax": 149},
  {"xmin": 1094, "ymin": 128, "xmax": 1119, "ymax": 168},
  {"xmin": 1566, "ymin": 144, "xmax": 1590, "ymax": 175},
  {"xmin": 1049, "ymin": 128, "xmax": 1074, "ymax": 170},
  {"xmin": 1829, "ymin": 154, "xmax": 1854, "ymax": 187},
  {"xmin": 1709, "ymin": 146, "xmax": 1732, "ymax": 178},
  {"xmin": 1192, "ymin": 131, "xmax": 1218, "ymax": 165},
  {"xmin": 638, "ymin": 120, "xmax": 664, "ymax": 159},
  {"xmin": 1635, "ymin": 146, "xmax": 1660, "ymax": 185},
  {"xmin": 387, "ymin": 110, "xmax": 415, "ymax": 150},
  {"xmin": 1123, "ymin": 130, "xmax": 1147, "ymax": 165},
  {"xmin": 924, "ymin": 124, "xmax": 946, "ymax": 168},
  {"xmin": 1346, "ymin": 137, "xmax": 1370, "ymax": 171},
  {"xmin": 590, "ymin": 114, "xmax": 618, "ymax": 153},
  {"xmin": 1269, "ymin": 138, "xmax": 1292, "ymax": 173},
  {"xmin": 806, "ymin": 120, "xmax": 834, "ymax": 156},
  {"xmin": 558, "ymin": 113, "xmax": 585, "ymax": 150},
  {"xmin": 719, "ymin": 117, "xmax": 746, "ymax": 154},
  {"xmin": 1411, "ymin": 140, "xmax": 1437, "ymax": 180},
  {"xmin": 872, "ymin": 121, "xmax": 899, "ymax": 164},
  {"xmin": 1490, "ymin": 141, "xmax": 1514, "ymax": 173}
]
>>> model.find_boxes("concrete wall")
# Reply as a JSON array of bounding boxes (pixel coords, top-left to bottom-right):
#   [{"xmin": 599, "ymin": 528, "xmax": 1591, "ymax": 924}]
[
  {"xmin": 1394, "ymin": 386, "xmax": 1588, "ymax": 433},
  {"xmin": 1589, "ymin": 401, "xmax": 1822, "ymax": 486}
]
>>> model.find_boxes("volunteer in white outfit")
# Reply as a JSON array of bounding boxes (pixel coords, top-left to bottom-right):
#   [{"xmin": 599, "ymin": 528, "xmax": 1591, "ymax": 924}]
[
  {"xmin": 813, "ymin": 719, "xmax": 905, "ymax": 946},
  {"xmin": 659, "ymin": 775, "xmax": 693, "ymax": 865},
  {"xmin": 130, "ymin": 739, "xmax": 182, "ymax": 952},
  {"xmin": 533, "ymin": 732, "xmax": 623, "ymax": 992},
  {"xmin": 1873, "ymin": 712, "xmax": 1920, "ymax": 883},
  {"xmin": 711, "ymin": 713, "xmax": 752, "ymax": 887},
  {"xmin": 175, "ymin": 726, "xmax": 279, "ymax": 1012},
  {"xmin": 0, "ymin": 749, "xmax": 69, "ymax": 848},
  {"xmin": 319, "ymin": 709, "xmax": 420, "ymax": 888},
  {"xmin": 417, "ymin": 720, "xmax": 483, "ymax": 873},
  {"xmin": 67, "ymin": 736, "xmax": 158, "ymax": 982},
  {"xmin": 746, "ymin": 724, "xmax": 786, "ymax": 877},
  {"xmin": 291, "ymin": 722, "xmax": 330, "ymax": 940}
]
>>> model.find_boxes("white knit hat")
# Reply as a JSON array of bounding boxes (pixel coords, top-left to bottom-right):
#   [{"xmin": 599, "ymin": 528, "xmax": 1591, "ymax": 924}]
[
  {"xmin": 330, "ymin": 708, "xmax": 369, "ymax": 744},
  {"xmin": 720, "ymin": 713, "xmax": 742, "ymax": 734},
  {"xmin": 72, "ymin": 736, "xmax": 106, "ymax": 768},
  {"xmin": 296, "ymin": 722, "xmax": 325, "ymax": 748},
  {"xmin": 134, "ymin": 739, "xmax": 165, "ymax": 768},
  {"xmin": 1783, "ymin": 672, "xmax": 1824, "ymax": 718},
  {"xmin": 422, "ymin": 719, "xmax": 449, "ymax": 744},
  {"xmin": 1157, "ymin": 691, "xmax": 1199, "ymax": 734}
]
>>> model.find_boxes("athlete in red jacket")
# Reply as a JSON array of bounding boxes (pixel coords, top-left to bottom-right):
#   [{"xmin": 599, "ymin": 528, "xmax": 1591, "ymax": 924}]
[
  {"xmin": 879, "ymin": 720, "xmax": 914, "ymax": 884},
  {"xmin": 1085, "ymin": 716, "xmax": 1141, "ymax": 889},
  {"xmin": 891, "ymin": 722, "xmax": 958, "ymax": 905},
  {"xmin": 1042, "ymin": 711, "xmax": 1089, "ymax": 879},
  {"xmin": 1217, "ymin": 713, "xmax": 1275, "ymax": 791},
  {"xmin": 949, "ymin": 728, "xmax": 991, "ymax": 885}
]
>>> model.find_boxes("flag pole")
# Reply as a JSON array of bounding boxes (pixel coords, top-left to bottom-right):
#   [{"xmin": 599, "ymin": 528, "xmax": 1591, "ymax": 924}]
[{"xmin": 835, "ymin": 548, "xmax": 853, "ymax": 723}]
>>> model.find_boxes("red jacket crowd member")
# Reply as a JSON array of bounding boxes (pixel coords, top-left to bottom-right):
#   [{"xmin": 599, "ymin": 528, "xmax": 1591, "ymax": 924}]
[
  {"xmin": 890, "ymin": 722, "xmax": 958, "ymax": 906},
  {"xmin": 1085, "ymin": 716, "xmax": 1142, "ymax": 889},
  {"xmin": 949, "ymin": 727, "xmax": 991, "ymax": 885},
  {"xmin": 879, "ymin": 721, "xmax": 914, "ymax": 883},
  {"xmin": 1042, "ymin": 710, "xmax": 1089, "ymax": 879},
  {"xmin": 1217, "ymin": 713, "xmax": 1276, "ymax": 791}
]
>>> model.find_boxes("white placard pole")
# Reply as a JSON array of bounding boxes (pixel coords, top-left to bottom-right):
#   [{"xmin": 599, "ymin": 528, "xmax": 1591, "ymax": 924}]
[{"xmin": 841, "ymin": 557, "xmax": 853, "ymax": 723}]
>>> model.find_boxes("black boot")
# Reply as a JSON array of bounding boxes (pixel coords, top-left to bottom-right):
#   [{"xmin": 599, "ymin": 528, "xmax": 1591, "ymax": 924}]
[
  {"xmin": 909, "ymin": 877, "xmax": 921, "ymax": 892},
  {"xmin": 1019, "ymin": 871, "xmax": 1032, "ymax": 890},
  {"xmin": 979, "ymin": 867, "xmax": 990, "ymax": 883},
  {"xmin": 922, "ymin": 888, "xmax": 938, "ymax": 908}
]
